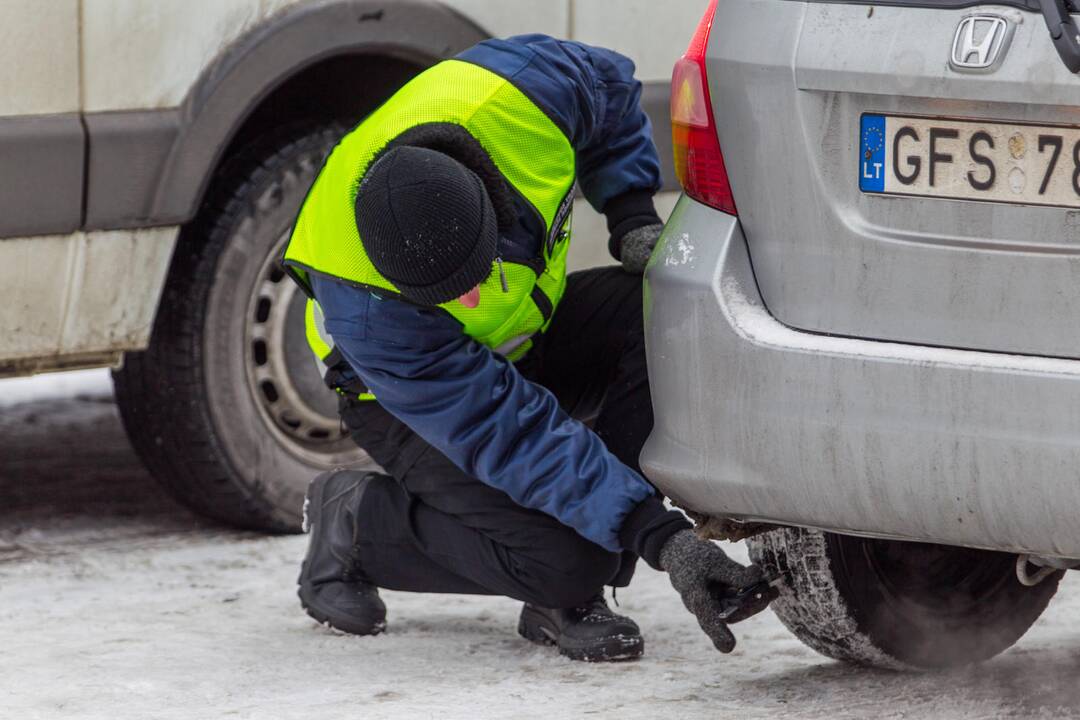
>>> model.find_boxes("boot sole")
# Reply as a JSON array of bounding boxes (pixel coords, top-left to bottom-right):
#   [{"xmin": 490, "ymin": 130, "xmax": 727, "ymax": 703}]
[
  {"xmin": 517, "ymin": 605, "xmax": 644, "ymax": 662},
  {"xmin": 298, "ymin": 568, "xmax": 387, "ymax": 637},
  {"xmin": 297, "ymin": 472, "xmax": 386, "ymax": 637}
]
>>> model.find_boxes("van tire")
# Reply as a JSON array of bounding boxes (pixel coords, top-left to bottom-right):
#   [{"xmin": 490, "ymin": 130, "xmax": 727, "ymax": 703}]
[
  {"xmin": 113, "ymin": 124, "xmax": 373, "ymax": 532},
  {"xmin": 746, "ymin": 527, "xmax": 1061, "ymax": 670}
]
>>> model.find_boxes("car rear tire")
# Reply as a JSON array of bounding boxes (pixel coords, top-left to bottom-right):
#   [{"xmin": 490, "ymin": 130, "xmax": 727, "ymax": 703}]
[
  {"xmin": 746, "ymin": 527, "xmax": 1061, "ymax": 670},
  {"xmin": 113, "ymin": 124, "xmax": 374, "ymax": 532}
]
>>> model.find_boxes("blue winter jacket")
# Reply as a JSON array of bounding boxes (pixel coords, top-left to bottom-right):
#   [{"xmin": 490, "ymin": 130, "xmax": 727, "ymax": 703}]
[{"xmin": 312, "ymin": 35, "xmax": 663, "ymax": 552}]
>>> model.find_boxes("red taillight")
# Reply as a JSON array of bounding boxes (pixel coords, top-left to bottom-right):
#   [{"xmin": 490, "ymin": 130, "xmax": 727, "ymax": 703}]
[{"xmin": 670, "ymin": 0, "xmax": 736, "ymax": 215}]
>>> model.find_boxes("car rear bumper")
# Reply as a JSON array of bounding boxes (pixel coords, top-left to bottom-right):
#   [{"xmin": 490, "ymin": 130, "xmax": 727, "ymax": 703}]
[{"xmin": 642, "ymin": 196, "xmax": 1080, "ymax": 559}]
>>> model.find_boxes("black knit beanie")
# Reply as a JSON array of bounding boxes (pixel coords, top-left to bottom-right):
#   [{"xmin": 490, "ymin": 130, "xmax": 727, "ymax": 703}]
[{"xmin": 355, "ymin": 145, "xmax": 497, "ymax": 305}]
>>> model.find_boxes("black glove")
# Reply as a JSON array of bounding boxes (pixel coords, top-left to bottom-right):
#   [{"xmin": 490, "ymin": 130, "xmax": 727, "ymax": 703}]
[
  {"xmin": 658, "ymin": 529, "xmax": 774, "ymax": 653},
  {"xmin": 604, "ymin": 189, "xmax": 661, "ymax": 271},
  {"xmin": 618, "ymin": 222, "xmax": 663, "ymax": 274}
]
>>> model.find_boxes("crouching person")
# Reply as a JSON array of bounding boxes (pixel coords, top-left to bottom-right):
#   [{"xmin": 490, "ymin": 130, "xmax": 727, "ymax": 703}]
[{"xmin": 282, "ymin": 34, "xmax": 773, "ymax": 661}]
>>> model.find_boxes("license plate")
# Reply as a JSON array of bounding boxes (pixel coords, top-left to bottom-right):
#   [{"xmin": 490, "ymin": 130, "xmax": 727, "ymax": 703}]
[{"xmin": 859, "ymin": 113, "xmax": 1080, "ymax": 208}]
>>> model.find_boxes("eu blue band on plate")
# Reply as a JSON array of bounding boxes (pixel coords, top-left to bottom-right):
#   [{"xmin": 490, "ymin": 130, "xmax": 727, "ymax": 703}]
[{"xmin": 859, "ymin": 114, "xmax": 886, "ymax": 193}]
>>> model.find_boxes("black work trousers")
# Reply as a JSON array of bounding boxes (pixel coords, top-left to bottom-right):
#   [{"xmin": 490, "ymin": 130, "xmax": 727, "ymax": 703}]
[{"xmin": 338, "ymin": 266, "xmax": 653, "ymax": 609}]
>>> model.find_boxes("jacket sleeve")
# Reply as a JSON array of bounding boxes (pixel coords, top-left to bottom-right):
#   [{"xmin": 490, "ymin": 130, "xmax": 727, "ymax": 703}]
[
  {"xmin": 457, "ymin": 35, "xmax": 663, "ymax": 215},
  {"xmin": 313, "ymin": 276, "xmax": 656, "ymax": 552}
]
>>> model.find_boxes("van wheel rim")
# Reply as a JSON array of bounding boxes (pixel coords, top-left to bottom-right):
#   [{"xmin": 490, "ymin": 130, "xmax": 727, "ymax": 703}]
[{"xmin": 244, "ymin": 231, "xmax": 356, "ymax": 463}]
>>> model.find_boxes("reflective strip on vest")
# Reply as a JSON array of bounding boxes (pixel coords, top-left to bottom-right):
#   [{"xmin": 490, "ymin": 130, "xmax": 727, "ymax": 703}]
[
  {"xmin": 305, "ymin": 299, "xmax": 333, "ymax": 363},
  {"xmin": 305, "ymin": 297, "xmax": 376, "ymax": 401}
]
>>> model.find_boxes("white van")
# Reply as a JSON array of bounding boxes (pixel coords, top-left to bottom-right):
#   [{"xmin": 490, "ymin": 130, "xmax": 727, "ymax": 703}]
[{"xmin": 0, "ymin": 0, "xmax": 690, "ymax": 530}]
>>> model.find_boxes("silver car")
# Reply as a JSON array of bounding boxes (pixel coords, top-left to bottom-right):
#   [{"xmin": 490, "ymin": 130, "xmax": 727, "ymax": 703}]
[{"xmin": 644, "ymin": 0, "xmax": 1080, "ymax": 670}]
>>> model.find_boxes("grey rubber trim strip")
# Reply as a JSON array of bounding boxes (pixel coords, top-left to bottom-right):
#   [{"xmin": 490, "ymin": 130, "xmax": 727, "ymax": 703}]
[
  {"xmin": 0, "ymin": 114, "xmax": 84, "ymax": 238},
  {"xmin": 83, "ymin": 110, "xmax": 180, "ymax": 231}
]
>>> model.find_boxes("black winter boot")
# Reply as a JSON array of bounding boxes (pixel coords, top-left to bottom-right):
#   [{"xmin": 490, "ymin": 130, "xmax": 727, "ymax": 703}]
[
  {"xmin": 297, "ymin": 470, "xmax": 387, "ymax": 636},
  {"xmin": 518, "ymin": 594, "xmax": 643, "ymax": 662}
]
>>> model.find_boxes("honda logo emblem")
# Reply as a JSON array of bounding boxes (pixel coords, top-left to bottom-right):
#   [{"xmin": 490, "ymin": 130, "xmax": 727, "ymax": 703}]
[{"xmin": 950, "ymin": 15, "xmax": 1013, "ymax": 72}]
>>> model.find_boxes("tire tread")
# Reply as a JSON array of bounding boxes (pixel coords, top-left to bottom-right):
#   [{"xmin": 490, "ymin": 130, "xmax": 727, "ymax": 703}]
[
  {"xmin": 748, "ymin": 527, "xmax": 907, "ymax": 670},
  {"xmin": 113, "ymin": 124, "xmax": 344, "ymax": 532}
]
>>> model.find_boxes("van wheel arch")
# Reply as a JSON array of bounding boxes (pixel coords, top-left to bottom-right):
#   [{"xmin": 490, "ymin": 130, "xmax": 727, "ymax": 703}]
[{"xmin": 152, "ymin": 0, "xmax": 489, "ymax": 228}]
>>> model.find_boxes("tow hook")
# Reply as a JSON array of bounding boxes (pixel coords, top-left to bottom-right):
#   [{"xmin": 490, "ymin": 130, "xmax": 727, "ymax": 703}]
[{"xmin": 717, "ymin": 574, "xmax": 785, "ymax": 621}]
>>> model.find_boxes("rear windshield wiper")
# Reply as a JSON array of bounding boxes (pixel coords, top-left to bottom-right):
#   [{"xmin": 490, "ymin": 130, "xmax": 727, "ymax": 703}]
[{"xmin": 1039, "ymin": 0, "xmax": 1080, "ymax": 72}]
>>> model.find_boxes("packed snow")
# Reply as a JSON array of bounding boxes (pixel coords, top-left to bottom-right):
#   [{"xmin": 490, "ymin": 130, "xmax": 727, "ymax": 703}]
[
  {"xmin": 663, "ymin": 233, "xmax": 695, "ymax": 267},
  {"xmin": 0, "ymin": 368, "xmax": 112, "ymax": 407},
  {"xmin": 2, "ymin": 375, "xmax": 1079, "ymax": 719}
]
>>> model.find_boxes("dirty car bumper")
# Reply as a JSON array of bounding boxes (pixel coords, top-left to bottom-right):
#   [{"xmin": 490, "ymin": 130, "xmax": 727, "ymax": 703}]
[{"xmin": 642, "ymin": 196, "xmax": 1080, "ymax": 559}]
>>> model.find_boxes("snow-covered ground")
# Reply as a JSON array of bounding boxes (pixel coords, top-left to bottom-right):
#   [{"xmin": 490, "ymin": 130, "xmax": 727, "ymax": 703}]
[
  {"xmin": 0, "ymin": 368, "xmax": 113, "ymax": 407},
  {"xmin": 2, "ymin": 374, "xmax": 1080, "ymax": 719}
]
